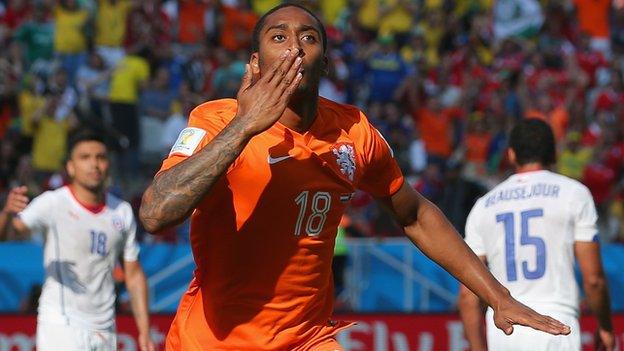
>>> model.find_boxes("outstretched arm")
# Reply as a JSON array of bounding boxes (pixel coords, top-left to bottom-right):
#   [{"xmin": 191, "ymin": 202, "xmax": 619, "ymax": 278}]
[
  {"xmin": 379, "ymin": 182, "xmax": 570, "ymax": 336},
  {"xmin": 139, "ymin": 49, "xmax": 304, "ymax": 233},
  {"xmin": 458, "ymin": 257, "xmax": 488, "ymax": 351}
]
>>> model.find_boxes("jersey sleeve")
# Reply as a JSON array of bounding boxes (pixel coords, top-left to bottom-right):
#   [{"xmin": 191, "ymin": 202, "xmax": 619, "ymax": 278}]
[
  {"xmin": 122, "ymin": 204, "xmax": 140, "ymax": 262},
  {"xmin": 464, "ymin": 202, "xmax": 486, "ymax": 256},
  {"xmin": 157, "ymin": 101, "xmax": 233, "ymax": 175},
  {"xmin": 357, "ymin": 113, "xmax": 404, "ymax": 197},
  {"xmin": 572, "ymin": 184, "xmax": 599, "ymax": 242},
  {"xmin": 18, "ymin": 191, "xmax": 53, "ymax": 233}
]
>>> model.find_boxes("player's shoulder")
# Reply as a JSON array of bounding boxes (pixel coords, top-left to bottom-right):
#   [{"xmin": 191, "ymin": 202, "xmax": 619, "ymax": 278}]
[
  {"xmin": 544, "ymin": 171, "xmax": 592, "ymax": 197},
  {"xmin": 475, "ymin": 177, "xmax": 510, "ymax": 201},
  {"xmin": 319, "ymin": 97, "xmax": 361, "ymax": 115},
  {"xmin": 105, "ymin": 192, "xmax": 133, "ymax": 216},
  {"xmin": 470, "ymin": 176, "xmax": 515, "ymax": 211},
  {"xmin": 317, "ymin": 97, "xmax": 381, "ymax": 148},
  {"xmin": 318, "ymin": 97, "xmax": 366, "ymax": 126},
  {"xmin": 36, "ymin": 187, "xmax": 69, "ymax": 203},
  {"xmin": 188, "ymin": 98, "xmax": 238, "ymax": 129}
]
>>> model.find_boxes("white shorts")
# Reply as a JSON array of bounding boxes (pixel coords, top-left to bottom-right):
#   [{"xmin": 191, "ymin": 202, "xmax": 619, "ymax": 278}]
[
  {"xmin": 486, "ymin": 310, "xmax": 580, "ymax": 351},
  {"xmin": 36, "ymin": 322, "xmax": 117, "ymax": 351}
]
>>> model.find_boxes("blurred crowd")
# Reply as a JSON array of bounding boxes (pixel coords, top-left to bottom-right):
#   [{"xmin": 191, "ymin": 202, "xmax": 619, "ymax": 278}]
[{"xmin": 0, "ymin": 0, "xmax": 623, "ymax": 243}]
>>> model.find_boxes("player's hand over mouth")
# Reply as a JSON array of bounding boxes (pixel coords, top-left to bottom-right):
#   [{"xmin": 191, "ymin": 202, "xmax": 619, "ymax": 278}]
[{"xmin": 234, "ymin": 48, "xmax": 303, "ymax": 137}]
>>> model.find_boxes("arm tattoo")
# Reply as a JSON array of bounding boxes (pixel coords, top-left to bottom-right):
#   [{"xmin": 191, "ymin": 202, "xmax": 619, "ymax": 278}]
[{"xmin": 139, "ymin": 119, "xmax": 251, "ymax": 232}]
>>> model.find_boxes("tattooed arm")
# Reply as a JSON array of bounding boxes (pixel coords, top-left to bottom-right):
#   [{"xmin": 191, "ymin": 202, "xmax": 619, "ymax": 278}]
[
  {"xmin": 139, "ymin": 49, "xmax": 304, "ymax": 233},
  {"xmin": 139, "ymin": 120, "xmax": 253, "ymax": 233}
]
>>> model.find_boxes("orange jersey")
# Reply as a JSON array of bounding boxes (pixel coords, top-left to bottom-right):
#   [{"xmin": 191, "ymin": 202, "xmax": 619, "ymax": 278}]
[
  {"xmin": 575, "ymin": 0, "xmax": 610, "ymax": 39},
  {"xmin": 159, "ymin": 98, "xmax": 404, "ymax": 350}
]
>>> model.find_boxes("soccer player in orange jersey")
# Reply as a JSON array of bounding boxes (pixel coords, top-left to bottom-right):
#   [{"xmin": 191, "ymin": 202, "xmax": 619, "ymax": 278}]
[{"xmin": 139, "ymin": 4, "xmax": 571, "ymax": 350}]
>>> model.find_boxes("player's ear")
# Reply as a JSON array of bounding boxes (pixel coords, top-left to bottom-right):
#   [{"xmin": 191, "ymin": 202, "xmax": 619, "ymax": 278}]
[
  {"xmin": 250, "ymin": 53, "xmax": 260, "ymax": 80},
  {"xmin": 66, "ymin": 159, "xmax": 75, "ymax": 179},
  {"xmin": 507, "ymin": 148, "xmax": 516, "ymax": 165}
]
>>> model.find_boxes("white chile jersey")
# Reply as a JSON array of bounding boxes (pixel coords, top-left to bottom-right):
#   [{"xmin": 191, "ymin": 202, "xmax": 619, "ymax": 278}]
[
  {"xmin": 19, "ymin": 186, "xmax": 140, "ymax": 330},
  {"xmin": 465, "ymin": 170, "xmax": 598, "ymax": 317}
]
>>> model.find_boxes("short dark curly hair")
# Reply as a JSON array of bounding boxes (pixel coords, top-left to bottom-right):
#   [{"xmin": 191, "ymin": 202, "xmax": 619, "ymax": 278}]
[
  {"xmin": 509, "ymin": 118, "xmax": 556, "ymax": 166},
  {"xmin": 67, "ymin": 129, "xmax": 107, "ymax": 158},
  {"xmin": 251, "ymin": 3, "xmax": 327, "ymax": 54}
]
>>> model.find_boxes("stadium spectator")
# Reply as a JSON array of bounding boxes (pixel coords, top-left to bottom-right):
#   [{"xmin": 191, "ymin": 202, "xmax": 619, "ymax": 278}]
[
  {"xmin": 138, "ymin": 65, "xmax": 177, "ymax": 163},
  {"xmin": 211, "ymin": 48, "xmax": 246, "ymax": 99},
  {"xmin": 124, "ymin": 0, "xmax": 171, "ymax": 56},
  {"xmin": 356, "ymin": 0, "xmax": 416, "ymax": 43},
  {"xmin": 463, "ymin": 113, "xmax": 492, "ymax": 177},
  {"xmin": 16, "ymin": 72, "xmax": 46, "ymax": 143},
  {"xmin": 94, "ymin": 0, "xmax": 135, "ymax": 67},
  {"xmin": 318, "ymin": 49, "xmax": 348, "ymax": 103},
  {"xmin": 412, "ymin": 94, "xmax": 454, "ymax": 167},
  {"xmin": 0, "ymin": 40, "xmax": 25, "ymax": 102},
  {"xmin": 13, "ymin": 4, "xmax": 53, "ymax": 70},
  {"xmin": 365, "ymin": 35, "xmax": 410, "ymax": 103},
  {"xmin": 438, "ymin": 160, "xmax": 486, "ymax": 236},
  {"xmin": 53, "ymin": 0, "xmax": 90, "ymax": 84},
  {"xmin": 30, "ymin": 71, "xmax": 79, "ymax": 176},
  {"xmin": 574, "ymin": 0, "xmax": 612, "ymax": 57},
  {"xmin": 139, "ymin": 66, "xmax": 177, "ymax": 121},
  {"xmin": 0, "ymin": 0, "xmax": 32, "ymax": 32},
  {"xmin": 108, "ymin": 46, "xmax": 150, "ymax": 177},
  {"xmin": 176, "ymin": 0, "xmax": 214, "ymax": 46},
  {"xmin": 523, "ymin": 92, "xmax": 569, "ymax": 143},
  {"xmin": 160, "ymin": 100, "xmax": 187, "ymax": 157},
  {"xmin": 557, "ymin": 131, "xmax": 593, "ymax": 180},
  {"xmin": 250, "ymin": 0, "xmax": 281, "ymax": 16},
  {"xmin": 219, "ymin": 1, "xmax": 257, "ymax": 52},
  {"xmin": 76, "ymin": 51, "xmax": 112, "ymax": 121}
]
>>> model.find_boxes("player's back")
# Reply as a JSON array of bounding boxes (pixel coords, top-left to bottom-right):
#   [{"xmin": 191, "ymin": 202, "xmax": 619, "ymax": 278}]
[{"xmin": 465, "ymin": 170, "xmax": 598, "ymax": 317}]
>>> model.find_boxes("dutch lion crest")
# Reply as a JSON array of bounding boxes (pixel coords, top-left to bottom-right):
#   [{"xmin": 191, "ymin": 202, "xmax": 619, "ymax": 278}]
[{"xmin": 331, "ymin": 143, "xmax": 356, "ymax": 181}]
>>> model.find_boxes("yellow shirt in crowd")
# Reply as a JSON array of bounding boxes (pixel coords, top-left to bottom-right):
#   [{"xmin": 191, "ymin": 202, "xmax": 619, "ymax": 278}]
[
  {"xmin": 557, "ymin": 148, "xmax": 593, "ymax": 180},
  {"xmin": 319, "ymin": 0, "xmax": 347, "ymax": 25},
  {"xmin": 18, "ymin": 91, "xmax": 46, "ymax": 137},
  {"xmin": 358, "ymin": 0, "xmax": 414, "ymax": 35},
  {"xmin": 251, "ymin": 0, "xmax": 281, "ymax": 15},
  {"xmin": 95, "ymin": 0, "xmax": 132, "ymax": 47},
  {"xmin": 32, "ymin": 117, "xmax": 71, "ymax": 172},
  {"xmin": 54, "ymin": 6, "xmax": 89, "ymax": 54},
  {"xmin": 109, "ymin": 55, "xmax": 150, "ymax": 104}
]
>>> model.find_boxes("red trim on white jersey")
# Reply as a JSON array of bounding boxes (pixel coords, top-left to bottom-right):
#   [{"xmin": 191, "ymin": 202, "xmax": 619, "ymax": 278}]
[{"xmin": 67, "ymin": 185, "xmax": 105, "ymax": 214}]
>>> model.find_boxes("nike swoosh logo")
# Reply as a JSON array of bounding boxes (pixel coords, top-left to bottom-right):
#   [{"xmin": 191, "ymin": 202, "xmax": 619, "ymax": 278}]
[{"xmin": 267, "ymin": 155, "xmax": 293, "ymax": 165}]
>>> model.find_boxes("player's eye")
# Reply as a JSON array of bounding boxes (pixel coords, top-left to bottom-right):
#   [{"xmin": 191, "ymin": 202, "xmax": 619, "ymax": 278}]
[
  {"xmin": 302, "ymin": 34, "xmax": 316, "ymax": 43},
  {"xmin": 272, "ymin": 34, "xmax": 286, "ymax": 42}
]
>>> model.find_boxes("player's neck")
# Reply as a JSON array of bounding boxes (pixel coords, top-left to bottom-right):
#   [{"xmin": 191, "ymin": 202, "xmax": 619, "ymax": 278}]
[
  {"xmin": 69, "ymin": 183, "xmax": 105, "ymax": 206},
  {"xmin": 279, "ymin": 95, "xmax": 319, "ymax": 133},
  {"xmin": 515, "ymin": 163, "xmax": 547, "ymax": 174}
]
